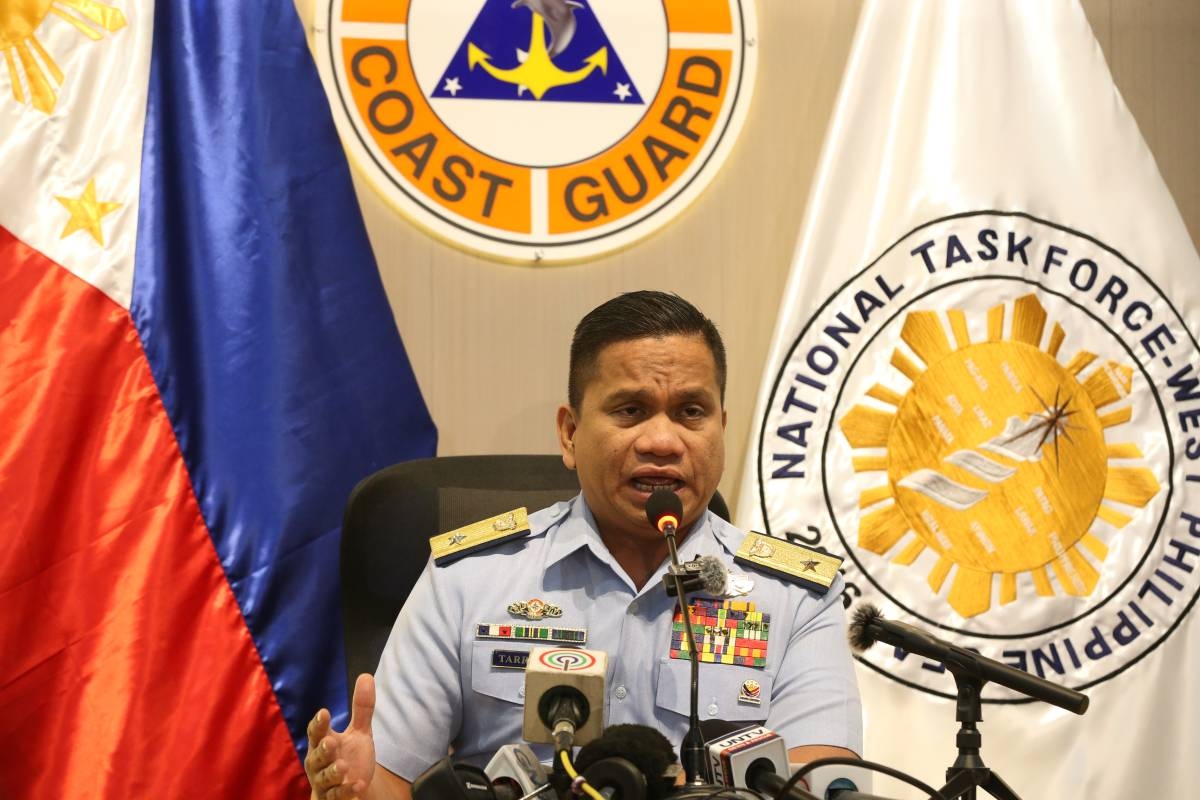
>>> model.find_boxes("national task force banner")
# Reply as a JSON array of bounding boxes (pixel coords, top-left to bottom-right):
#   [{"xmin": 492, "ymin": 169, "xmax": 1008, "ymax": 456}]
[
  {"xmin": 738, "ymin": 2, "xmax": 1200, "ymax": 797},
  {"xmin": 0, "ymin": 0, "xmax": 435, "ymax": 796}
]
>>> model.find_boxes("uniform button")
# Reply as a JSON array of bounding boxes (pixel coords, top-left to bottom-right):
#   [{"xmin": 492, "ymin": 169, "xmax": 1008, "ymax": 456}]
[
  {"xmin": 518, "ymin": 687, "xmax": 526, "ymax": 698},
  {"xmin": 615, "ymin": 686, "xmax": 628, "ymax": 700},
  {"xmin": 706, "ymin": 703, "xmax": 719, "ymax": 716}
]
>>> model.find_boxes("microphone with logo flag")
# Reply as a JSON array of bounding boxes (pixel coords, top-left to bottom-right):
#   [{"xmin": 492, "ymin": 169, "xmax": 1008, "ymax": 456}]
[{"xmin": 522, "ymin": 646, "xmax": 607, "ymax": 751}]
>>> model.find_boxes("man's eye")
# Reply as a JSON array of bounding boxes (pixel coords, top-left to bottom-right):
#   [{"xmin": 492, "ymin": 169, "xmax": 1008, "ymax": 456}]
[
  {"xmin": 616, "ymin": 406, "xmax": 642, "ymax": 418},
  {"xmin": 680, "ymin": 405, "xmax": 707, "ymax": 420}
]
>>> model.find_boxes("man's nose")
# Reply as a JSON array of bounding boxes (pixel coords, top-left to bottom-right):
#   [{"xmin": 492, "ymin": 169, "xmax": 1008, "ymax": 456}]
[{"xmin": 635, "ymin": 413, "xmax": 685, "ymax": 457}]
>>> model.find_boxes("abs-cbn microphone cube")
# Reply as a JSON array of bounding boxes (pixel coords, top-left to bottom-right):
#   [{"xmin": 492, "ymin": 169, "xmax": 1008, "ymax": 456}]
[{"xmin": 522, "ymin": 647, "xmax": 608, "ymax": 747}]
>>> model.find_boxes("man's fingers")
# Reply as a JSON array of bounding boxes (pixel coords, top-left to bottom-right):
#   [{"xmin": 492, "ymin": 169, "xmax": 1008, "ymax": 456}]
[
  {"xmin": 307, "ymin": 708, "xmax": 330, "ymax": 748},
  {"xmin": 348, "ymin": 673, "xmax": 376, "ymax": 733},
  {"xmin": 313, "ymin": 759, "xmax": 346, "ymax": 792},
  {"xmin": 324, "ymin": 780, "xmax": 366, "ymax": 800},
  {"xmin": 305, "ymin": 734, "xmax": 336, "ymax": 774}
]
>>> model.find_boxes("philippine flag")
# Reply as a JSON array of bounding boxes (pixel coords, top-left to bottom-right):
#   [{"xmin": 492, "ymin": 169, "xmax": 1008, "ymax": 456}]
[{"xmin": 0, "ymin": 1, "xmax": 436, "ymax": 796}]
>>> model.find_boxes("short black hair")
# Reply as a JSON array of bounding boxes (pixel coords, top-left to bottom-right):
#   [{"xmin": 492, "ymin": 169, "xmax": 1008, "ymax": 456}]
[{"xmin": 568, "ymin": 291, "xmax": 727, "ymax": 409}]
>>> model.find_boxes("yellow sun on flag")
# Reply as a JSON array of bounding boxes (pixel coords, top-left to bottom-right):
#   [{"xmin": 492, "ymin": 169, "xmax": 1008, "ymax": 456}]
[
  {"xmin": 837, "ymin": 294, "xmax": 1161, "ymax": 618},
  {"xmin": 1, "ymin": 0, "xmax": 126, "ymax": 114}
]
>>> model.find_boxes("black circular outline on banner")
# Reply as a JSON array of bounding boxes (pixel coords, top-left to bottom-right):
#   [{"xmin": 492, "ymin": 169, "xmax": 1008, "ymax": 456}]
[
  {"xmin": 818, "ymin": 274, "xmax": 1170, "ymax": 639},
  {"xmin": 323, "ymin": 0, "xmax": 749, "ymax": 249},
  {"xmin": 753, "ymin": 209, "xmax": 1200, "ymax": 699}
]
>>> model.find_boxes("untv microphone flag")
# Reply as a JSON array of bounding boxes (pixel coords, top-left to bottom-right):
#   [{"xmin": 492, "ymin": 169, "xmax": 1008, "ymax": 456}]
[
  {"xmin": 739, "ymin": 2, "xmax": 1200, "ymax": 799},
  {"xmin": 0, "ymin": 0, "xmax": 436, "ymax": 796}
]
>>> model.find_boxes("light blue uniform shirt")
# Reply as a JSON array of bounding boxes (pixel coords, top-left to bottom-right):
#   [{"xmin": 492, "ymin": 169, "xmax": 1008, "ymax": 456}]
[{"xmin": 373, "ymin": 495, "xmax": 863, "ymax": 780}]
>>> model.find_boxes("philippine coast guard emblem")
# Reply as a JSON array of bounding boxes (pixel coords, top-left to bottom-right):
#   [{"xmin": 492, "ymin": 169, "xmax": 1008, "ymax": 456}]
[
  {"xmin": 752, "ymin": 211, "xmax": 1200, "ymax": 701},
  {"xmin": 313, "ymin": 0, "xmax": 756, "ymax": 262}
]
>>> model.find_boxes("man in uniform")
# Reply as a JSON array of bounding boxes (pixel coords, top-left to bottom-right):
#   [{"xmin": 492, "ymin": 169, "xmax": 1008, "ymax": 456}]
[{"xmin": 305, "ymin": 291, "xmax": 863, "ymax": 799}]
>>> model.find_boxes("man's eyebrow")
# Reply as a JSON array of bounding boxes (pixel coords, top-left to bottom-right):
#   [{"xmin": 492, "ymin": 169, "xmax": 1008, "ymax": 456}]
[
  {"xmin": 601, "ymin": 388, "xmax": 653, "ymax": 406},
  {"xmin": 600, "ymin": 386, "xmax": 717, "ymax": 406},
  {"xmin": 673, "ymin": 387, "xmax": 717, "ymax": 404}
]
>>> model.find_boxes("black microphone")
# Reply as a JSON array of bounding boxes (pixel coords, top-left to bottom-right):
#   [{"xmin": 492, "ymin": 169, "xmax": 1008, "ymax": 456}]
[
  {"xmin": 849, "ymin": 604, "xmax": 1089, "ymax": 714},
  {"xmin": 646, "ymin": 488, "xmax": 706, "ymax": 785},
  {"xmin": 412, "ymin": 757, "xmax": 497, "ymax": 799},
  {"xmin": 646, "ymin": 487, "xmax": 683, "ymax": 535},
  {"xmin": 575, "ymin": 724, "xmax": 679, "ymax": 800}
]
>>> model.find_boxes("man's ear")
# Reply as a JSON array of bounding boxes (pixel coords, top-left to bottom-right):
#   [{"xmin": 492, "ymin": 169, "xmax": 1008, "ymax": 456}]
[{"xmin": 556, "ymin": 405, "xmax": 578, "ymax": 470}]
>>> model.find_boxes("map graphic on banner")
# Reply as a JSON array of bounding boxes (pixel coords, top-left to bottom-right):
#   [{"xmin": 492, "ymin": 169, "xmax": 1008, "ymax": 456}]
[{"xmin": 738, "ymin": 2, "xmax": 1200, "ymax": 798}]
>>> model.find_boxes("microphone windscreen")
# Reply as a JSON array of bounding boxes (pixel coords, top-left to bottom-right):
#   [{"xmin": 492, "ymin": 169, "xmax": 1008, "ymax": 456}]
[
  {"xmin": 575, "ymin": 724, "xmax": 676, "ymax": 799},
  {"xmin": 848, "ymin": 603, "xmax": 884, "ymax": 652},
  {"xmin": 696, "ymin": 555, "xmax": 728, "ymax": 595},
  {"xmin": 645, "ymin": 488, "xmax": 683, "ymax": 529}
]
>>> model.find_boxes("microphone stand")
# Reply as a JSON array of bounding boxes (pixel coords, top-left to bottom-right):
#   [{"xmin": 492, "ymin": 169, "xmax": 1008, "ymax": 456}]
[
  {"xmin": 661, "ymin": 518, "xmax": 708, "ymax": 786},
  {"xmin": 938, "ymin": 672, "xmax": 1021, "ymax": 800}
]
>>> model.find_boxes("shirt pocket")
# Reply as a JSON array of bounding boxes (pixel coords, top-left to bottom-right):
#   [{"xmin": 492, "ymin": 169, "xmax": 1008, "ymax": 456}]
[
  {"xmin": 655, "ymin": 656, "xmax": 774, "ymax": 722},
  {"xmin": 470, "ymin": 641, "xmax": 533, "ymax": 704}
]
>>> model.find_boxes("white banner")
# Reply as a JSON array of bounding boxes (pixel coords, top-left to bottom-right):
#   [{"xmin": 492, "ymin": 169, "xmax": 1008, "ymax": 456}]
[{"xmin": 738, "ymin": 2, "xmax": 1200, "ymax": 797}]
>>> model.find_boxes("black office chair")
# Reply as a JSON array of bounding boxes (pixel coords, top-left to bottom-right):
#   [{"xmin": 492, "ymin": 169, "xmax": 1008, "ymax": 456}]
[{"xmin": 339, "ymin": 454, "xmax": 732, "ymax": 701}]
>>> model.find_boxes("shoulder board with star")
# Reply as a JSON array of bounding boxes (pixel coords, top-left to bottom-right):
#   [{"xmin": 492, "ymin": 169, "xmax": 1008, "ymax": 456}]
[
  {"xmin": 733, "ymin": 531, "xmax": 842, "ymax": 595},
  {"xmin": 430, "ymin": 508, "xmax": 531, "ymax": 566}
]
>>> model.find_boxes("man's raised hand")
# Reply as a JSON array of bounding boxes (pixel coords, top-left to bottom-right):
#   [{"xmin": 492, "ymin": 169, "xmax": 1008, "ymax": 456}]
[{"xmin": 305, "ymin": 673, "xmax": 377, "ymax": 800}]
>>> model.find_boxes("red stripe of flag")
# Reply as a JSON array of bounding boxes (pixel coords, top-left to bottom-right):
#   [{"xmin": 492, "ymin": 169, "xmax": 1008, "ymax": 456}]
[{"xmin": 0, "ymin": 228, "xmax": 307, "ymax": 796}]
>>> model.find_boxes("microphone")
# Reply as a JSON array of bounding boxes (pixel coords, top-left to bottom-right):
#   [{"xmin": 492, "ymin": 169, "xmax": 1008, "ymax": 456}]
[
  {"xmin": 484, "ymin": 744, "xmax": 552, "ymax": 799},
  {"xmin": 575, "ymin": 724, "xmax": 679, "ymax": 800},
  {"xmin": 646, "ymin": 488, "xmax": 706, "ymax": 784},
  {"xmin": 412, "ymin": 757, "xmax": 497, "ymax": 799},
  {"xmin": 663, "ymin": 555, "xmax": 728, "ymax": 596},
  {"xmin": 707, "ymin": 725, "xmax": 818, "ymax": 800},
  {"xmin": 849, "ymin": 604, "xmax": 1089, "ymax": 714},
  {"xmin": 521, "ymin": 646, "xmax": 607, "ymax": 750},
  {"xmin": 800, "ymin": 763, "xmax": 883, "ymax": 800},
  {"xmin": 646, "ymin": 487, "xmax": 683, "ymax": 534}
]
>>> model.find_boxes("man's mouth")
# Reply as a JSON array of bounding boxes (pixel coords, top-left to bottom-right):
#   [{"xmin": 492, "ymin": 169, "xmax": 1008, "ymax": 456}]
[{"xmin": 631, "ymin": 476, "xmax": 684, "ymax": 493}]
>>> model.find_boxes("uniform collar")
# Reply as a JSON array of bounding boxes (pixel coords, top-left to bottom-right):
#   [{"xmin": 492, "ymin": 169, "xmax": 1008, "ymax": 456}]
[{"xmin": 541, "ymin": 493, "xmax": 738, "ymax": 579}]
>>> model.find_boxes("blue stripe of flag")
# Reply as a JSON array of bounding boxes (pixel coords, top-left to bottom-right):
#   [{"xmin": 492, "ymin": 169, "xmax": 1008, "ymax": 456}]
[{"xmin": 131, "ymin": 0, "xmax": 436, "ymax": 754}]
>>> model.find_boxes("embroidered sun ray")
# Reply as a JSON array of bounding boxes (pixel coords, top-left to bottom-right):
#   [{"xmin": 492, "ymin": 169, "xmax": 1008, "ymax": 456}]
[
  {"xmin": 1, "ymin": 0, "xmax": 126, "ymax": 114},
  {"xmin": 837, "ymin": 294, "xmax": 1162, "ymax": 618}
]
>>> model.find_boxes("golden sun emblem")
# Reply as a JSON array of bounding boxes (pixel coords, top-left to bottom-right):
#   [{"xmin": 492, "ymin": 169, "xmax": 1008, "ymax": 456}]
[
  {"xmin": 838, "ymin": 294, "xmax": 1161, "ymax": 618},
  {"xmin": 2, "ymin": 0, "xmax": 126, "ymax": 114}
]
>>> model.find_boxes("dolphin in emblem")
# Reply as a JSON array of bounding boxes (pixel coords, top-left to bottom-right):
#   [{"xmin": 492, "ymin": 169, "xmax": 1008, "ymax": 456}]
[{"xmin": 512, "ymin": 0, "xmax": 584, "ymax": 58}]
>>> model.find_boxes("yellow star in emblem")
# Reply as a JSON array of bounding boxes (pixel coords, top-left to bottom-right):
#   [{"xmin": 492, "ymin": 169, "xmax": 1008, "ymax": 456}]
[{"xmin": 56, "ymin": 179, "xmax": 122, "ymax": 245}]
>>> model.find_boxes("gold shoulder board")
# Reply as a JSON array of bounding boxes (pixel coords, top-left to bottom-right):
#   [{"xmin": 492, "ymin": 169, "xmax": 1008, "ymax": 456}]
[
  {"xmin": 733, "ymin": 531, "xmax": 842, "ymax": 595},
  {"xmin": 430, "ymin": 508, "xmax": 531, "ymax": 566}
]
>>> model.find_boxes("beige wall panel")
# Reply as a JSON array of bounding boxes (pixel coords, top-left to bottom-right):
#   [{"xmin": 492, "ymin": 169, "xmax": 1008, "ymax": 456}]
[{"xmin": 304, "ymin": 0, "xmax": 1200, "ymax": 515}]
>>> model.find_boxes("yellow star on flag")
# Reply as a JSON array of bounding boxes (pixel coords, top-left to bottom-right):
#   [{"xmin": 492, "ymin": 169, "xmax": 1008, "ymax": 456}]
[{"xmin": 56, "ymin": 179, "xmax": 122, "ymax": 245}]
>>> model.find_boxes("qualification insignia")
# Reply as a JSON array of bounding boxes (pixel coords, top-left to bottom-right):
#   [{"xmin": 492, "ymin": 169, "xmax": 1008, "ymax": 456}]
[{"xmin": 507, "ymin": 598, "xmax": 563, "ymax": 620}]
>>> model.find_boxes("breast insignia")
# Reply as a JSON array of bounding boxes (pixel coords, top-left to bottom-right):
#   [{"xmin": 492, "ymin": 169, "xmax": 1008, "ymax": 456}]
[
  {"xmin": 733, "ymin": 532, "xmax": 843, "ymax": 595},
  {"xmin": 430, "ymin": 508, "xmax": 531, "ymax": 566}
]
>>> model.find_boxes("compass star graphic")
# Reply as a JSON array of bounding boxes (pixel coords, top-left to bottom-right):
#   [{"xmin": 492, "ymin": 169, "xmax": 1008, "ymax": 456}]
[{"xmin": 1000, "ymin": 386, "xmax": 1081, "ymax": 467}]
